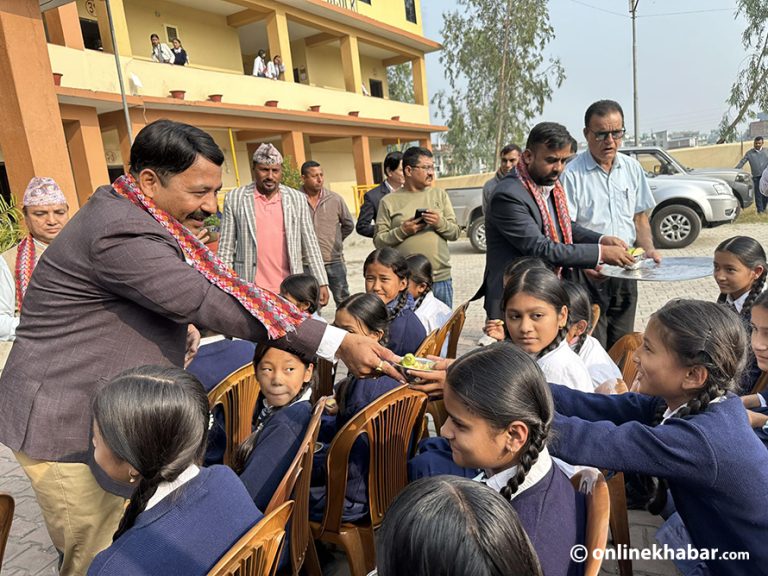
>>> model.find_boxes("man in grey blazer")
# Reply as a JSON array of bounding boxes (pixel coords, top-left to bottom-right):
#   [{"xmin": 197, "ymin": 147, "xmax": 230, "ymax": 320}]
[
  {"xmin": 0, "ymin": 121, "xmax": 397, "ymax": 575},
  {"xmin": 480, "ymin": 122, "xmax": 633, "ymax": 321},
  {"xmin": 219, "ymin": 144, "xmax": 330, "ymax": 306}
]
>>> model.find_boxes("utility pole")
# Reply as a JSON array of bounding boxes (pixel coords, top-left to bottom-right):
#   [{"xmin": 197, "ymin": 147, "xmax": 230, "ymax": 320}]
[
  {"xmin": 493, "ymin": 0, "xmax": 515, "ymax": 170},
  {"xmin": 630, "ymin": 0, "xmax": 639, "ymax": 145}
]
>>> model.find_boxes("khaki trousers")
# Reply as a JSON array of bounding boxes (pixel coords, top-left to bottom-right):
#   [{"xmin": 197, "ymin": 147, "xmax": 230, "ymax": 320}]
[{"xmin": 14, "ymin": 451, "xmax": 126, "ymax": 576}]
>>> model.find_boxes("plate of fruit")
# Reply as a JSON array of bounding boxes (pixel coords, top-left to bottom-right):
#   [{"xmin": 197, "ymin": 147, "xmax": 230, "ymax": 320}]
[{"xmin": 396, "ymin": 353, "xmax": 437, "ymax": 374}]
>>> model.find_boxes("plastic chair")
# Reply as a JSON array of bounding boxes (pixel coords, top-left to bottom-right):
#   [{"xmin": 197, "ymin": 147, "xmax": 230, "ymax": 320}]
[
  {"xmin": 313, "ymin": 359, "xmax": 335, "ymax": 401},
  {"xmin": 0, "ymin": 493, "xmax": 14, "ymax": 568},
  {"xmin": 608, "ymin": 332, "xmax": 644, "ymax": 386},
  {"xmin": 310, "ymin": 386, "xmax": 428, "ymax": 576},
  {"xmin": 265, "ymin": 399, "xmax": 327, "ymax": 576},
  {"xmin": 415, "ymin": 329, "xmax": 439, "ymax": 357},
  {"xmin": 207, "ymin": 500, "xmax": 294, "ymax": 576},
  {"xmin": 434, "ymin": 300, "xmax": 471, "ymax": 359},
  {"xmin": 208, "ymin": 363, "xmax": 260, "ymax": 467},
  {"xmin": 571, "ymin": 471, "xmax": 611, "ymax": 576},
  {"xmin": 589, "ymin": 304, "xmax": 601, "ymax": 336}
]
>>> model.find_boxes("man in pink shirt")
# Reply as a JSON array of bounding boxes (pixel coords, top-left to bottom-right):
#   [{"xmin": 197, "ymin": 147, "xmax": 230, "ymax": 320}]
[{"xmin": 219, "ymin": 144, "xmax": 329, "ymax": 305}]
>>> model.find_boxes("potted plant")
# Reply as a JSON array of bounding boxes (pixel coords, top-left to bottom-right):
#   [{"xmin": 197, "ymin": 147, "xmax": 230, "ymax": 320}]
[
  {"xmin": 208, "ymin": 94, "xmax": 223, "ymax": 103},
  {"xmin": 309, "ymin": 105, "xmax": 321, "ymax": 112},
  {"xmin": 169, "ymin": 90, "xmax": 186, "ymax": 99},
  {"xmin": 391, "ymin": 115, "xmax": 400, "ymax": 121},
  {"xmin": 348, "ymin": 111, "xmax": 359, "ymax": 117},
  {"xmin": 265, "ymin": 100, "xmax": 279, "ymax": 107},
  {"xmin": 202, "ymin": 214, "xmax": 221, "ymax": 245},
  {"xmin": 52, "ymin": 73, "xmax": 63, "ymax": 86}
]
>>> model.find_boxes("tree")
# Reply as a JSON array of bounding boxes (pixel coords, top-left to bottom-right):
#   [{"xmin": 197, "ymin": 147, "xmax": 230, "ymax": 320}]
[
  {"xmin": 387, "ymin": 62, "xmax": 415, "ymax": 104},
  {"xmin": 433, "ymin": 0, "xmax": 565, "ymax": 175},
  {"xmin": 719, "ymin": 0, "xmax": 768, "ymax": 142}
]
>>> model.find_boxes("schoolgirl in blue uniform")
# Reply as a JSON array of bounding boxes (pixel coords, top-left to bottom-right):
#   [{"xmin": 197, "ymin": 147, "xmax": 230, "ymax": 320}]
[
  {"xmin": 88, "ymin": 367, "xmax": 260, "ymax": 576},
  {"xmin": 233, "ymin": 344, "xmax": 315, "ymax": 511},
  {"xmin": 311, "ymin": 293, "xmax": 401, "ymax": 521},
  {"xmin": 363, "ymin": 247, "xmax": 426, "ymax": 356},
  {"xmin": 550, "ymin": 300, "xmax": 768, "ymax": 576},
  {"xmin": 410, "ymin": 342, "xmax": 585, "ymax": 576}
]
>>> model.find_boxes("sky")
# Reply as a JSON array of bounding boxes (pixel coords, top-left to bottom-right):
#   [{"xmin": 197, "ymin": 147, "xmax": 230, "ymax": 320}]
[{"xmin": 420, "ymin": 0, "xmax": 750, "ymax": 142}]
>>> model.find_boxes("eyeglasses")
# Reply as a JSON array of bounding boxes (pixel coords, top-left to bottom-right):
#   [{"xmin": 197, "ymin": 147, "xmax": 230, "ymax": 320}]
[
  {"xmin": 589, "ymin": 128, "xmax": 626, "ymax": 142},
  {"xmin": 413, "ymin": 165, "xmax": 435, "ymax": 173}
]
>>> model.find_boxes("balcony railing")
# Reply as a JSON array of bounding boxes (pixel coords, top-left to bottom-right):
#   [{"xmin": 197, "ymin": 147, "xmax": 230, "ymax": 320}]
[{"xmin": 323, "ymin": 0, "xmax": 359, "ymax": 12}]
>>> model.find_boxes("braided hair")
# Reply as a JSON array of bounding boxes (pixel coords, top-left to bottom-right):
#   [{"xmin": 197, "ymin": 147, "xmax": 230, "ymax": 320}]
[
  {"xmin": 279, "ymin": 273, "xmax": 320, "ymax": 314},
  {"xmin": 714, "ymin": 236, "xmax": 767, "ymax": 321},
  {"xmin": 502, "ymin": 267, "xmax": 570, "ymax": 358},
  {"xmin": 645, "ymin": 299, "xmax": 747, "ymax": 514},
  {"xmin": 446, "ymin": 342, "xmax": 553, "ymax": 500},
  {"xmin": 232, "ymin": 344, "xmax": 315, "ymax": 474},
  {"xmin": 561, "ymin": 281, "xmax": 593, "ymax": 354},
  {"xmin": 93, "ymin": 366, "xmax": 210, "ymax": 541},
  {"xmin": 405, "ymin": 254, "xmax": 434, "ymax": 310},
  {"xmin": 364, "ymin": 247, "xmax": 410, "ymax": 321}
]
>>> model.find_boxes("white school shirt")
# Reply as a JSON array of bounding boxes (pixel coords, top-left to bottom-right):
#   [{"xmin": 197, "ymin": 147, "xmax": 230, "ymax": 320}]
[
  {"xmin": 145, "ymin": 464, "xmax": 200, "ymax": 510},
  {"xmin": 474, "ymin": 446, "xmax": 553, "ymax": 498},
  {"xmin": 725, "ymin": 291, "xmax": 749, "ymax": 314},
  {"xmin": 577, "ymin": 335, "xmax": 622, "ymax": 389},
  {"xmin": 537, "ymin": 339, "xmax": 594, "ymax": 393},
  {"xmin": 414, "ymin": 291, "xmax": 452, "ymax": 333}
]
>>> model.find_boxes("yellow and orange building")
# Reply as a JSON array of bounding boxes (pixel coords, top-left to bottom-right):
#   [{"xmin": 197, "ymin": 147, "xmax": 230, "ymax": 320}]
[{"xmin": 0, "ymin": 0, "xmax": 443, "ymax": 211}]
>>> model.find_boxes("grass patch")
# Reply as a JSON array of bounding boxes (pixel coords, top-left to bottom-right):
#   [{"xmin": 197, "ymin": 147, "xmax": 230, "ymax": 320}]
[{"xmin": 737, "ymin": 205, "xmax": 766, "ymax": 224}]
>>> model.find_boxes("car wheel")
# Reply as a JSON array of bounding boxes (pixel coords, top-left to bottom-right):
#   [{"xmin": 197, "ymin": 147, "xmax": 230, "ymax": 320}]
[
  {"xmin": 651, "ymin": 205, "xmax": 701, "ymax": 249},
  {"xmin": 468, "ymin": 217, "xmax": 486, "ymax": 252}
]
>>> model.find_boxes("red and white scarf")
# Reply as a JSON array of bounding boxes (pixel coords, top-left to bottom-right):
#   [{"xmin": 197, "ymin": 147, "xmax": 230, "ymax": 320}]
[
  {"xmin": 516, "ymin": 160, "xmax": 573, "ymax": 245},
  {"xmin": 15, "ymin": 235, "xmax": 36, "ymax": 310},
  {"xmin": 112, "ymin": 174, "xmax": 306, "ymax": 339}
]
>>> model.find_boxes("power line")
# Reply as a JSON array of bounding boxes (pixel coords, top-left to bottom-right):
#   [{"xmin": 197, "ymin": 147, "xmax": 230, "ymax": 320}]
[
  {"xmin": 638, "ymin": 8, "xmax": 732, "ymax": 18},
  {"xmin": 567, "ymin": 0, "xmax": 628, "ymax": 18}
]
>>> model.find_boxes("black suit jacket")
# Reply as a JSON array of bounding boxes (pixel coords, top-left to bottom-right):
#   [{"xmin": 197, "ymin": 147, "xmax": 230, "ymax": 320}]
[
  {"xmin": 480, "ymin": 173, "xmax": 602, "ymax": 319},
  {"xmin": 355, "ymin": 182, "xmax": 389, "ymax": 238}
]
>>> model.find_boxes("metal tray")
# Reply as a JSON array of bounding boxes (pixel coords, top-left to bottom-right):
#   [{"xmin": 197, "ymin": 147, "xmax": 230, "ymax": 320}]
[{"xmin": 599, "ymin": 257, "xmax": 712, "ymax": 282}]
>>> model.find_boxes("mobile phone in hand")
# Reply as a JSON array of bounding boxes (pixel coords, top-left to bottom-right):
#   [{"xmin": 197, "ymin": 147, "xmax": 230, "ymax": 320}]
[{"xmin": 414, "ymin": 208, "xmax": 428, "ymax": 222}]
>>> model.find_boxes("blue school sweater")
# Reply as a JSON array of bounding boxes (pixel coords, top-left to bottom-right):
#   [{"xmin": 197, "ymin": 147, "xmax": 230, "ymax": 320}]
[
  {"xmin": 239, "ymin": 399, "xmax": 312, "ymax": 511},
  {"xmin": 386, "ymin": 294, "xmax": 427, "ymax": 356},
  {"xmin": 311, "ymin": 374, "xmax": 401, "ymax": 521},
  {"xmin": 549, "ymin": 385, "xmax": 768, "ymax": 576},
  {"xmin": 408, "ymin": 438, "xmax": 585, "ymax": 576},
  {"xmin": 88, "ymin": 466, "xmax": 261, "ymax": 576},
  {"xmin": 187, "ymin": 338, "xmax": 256, "ymax": 466}
]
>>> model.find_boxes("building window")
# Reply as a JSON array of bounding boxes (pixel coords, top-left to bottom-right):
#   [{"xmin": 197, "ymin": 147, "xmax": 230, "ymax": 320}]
[
  {"xmin": 404, "ymin": 0, "xmax": 417, "ymax": 23},
  {"xmin": 369, "ymin": 79, "xmax": 384, "ymax": 98},
  {"xmin": 165, "ymin": 24, "xmax": 179, "ymax": 42},
  {"xmin": 80, "ymin": 18, "xmax": 102, "ymax": 51}
]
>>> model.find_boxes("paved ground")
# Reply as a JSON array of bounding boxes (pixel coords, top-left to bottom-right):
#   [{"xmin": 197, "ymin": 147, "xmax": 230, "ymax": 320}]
[{"xmin": 2, "ymin": 219, "xmax": 766, "ymax": 575}]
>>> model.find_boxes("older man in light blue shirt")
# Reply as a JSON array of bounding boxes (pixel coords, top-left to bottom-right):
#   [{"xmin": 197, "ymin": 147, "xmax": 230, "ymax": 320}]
[{"xmin": 562, "ymin": 99, "xmax": 660, "ymax": 349}]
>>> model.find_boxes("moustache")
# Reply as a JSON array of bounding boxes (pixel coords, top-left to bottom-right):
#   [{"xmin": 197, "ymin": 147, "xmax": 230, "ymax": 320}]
[{"xmin": 188, "ymin": 210, "xmax": 212, "ymax": 221}]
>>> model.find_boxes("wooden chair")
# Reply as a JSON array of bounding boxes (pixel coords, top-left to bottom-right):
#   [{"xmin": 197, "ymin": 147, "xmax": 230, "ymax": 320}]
[
  {"xmin": 265, "ymin": 399, "xmax": 326, "ymax": 576},
  {"xmin": 433, "ymin": 300, "xmax": 471, "ymax": 359},
  {"xmin": 310, "ymin": 386, "xmax": 428, "ymax": 576},
  {"xmin": 415, "ymin": 329, "xmax": 439, "ymax": 357},
  {"xmin": 207, "ymin": 500, "xmax": 293, "ymax": 576},
  {"xmin": 589, "ymin": 304, "xmax": 601, "ymax": 336},
  {"xmin": 313, "ymin": 359, "xmax": 335, "ymax": 401},
  {"xmin": 608, "ymin": 332, "xmax": 644, "ymax": 386},
  {"xmin": 571, "ymin": 471, "xmax": 611, "ymax": 576},
  {"xmin": 208, "ymin": 363, "xmax": 260, "ymax": 467},
  {"xmin": 0, "ymin": 493, "xmax": 14, "ymax": 568}
]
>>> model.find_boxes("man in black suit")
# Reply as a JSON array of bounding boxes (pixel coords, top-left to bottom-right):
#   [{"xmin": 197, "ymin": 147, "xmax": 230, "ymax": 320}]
[
  {"xmin": 481, "ymin": 122, "xmax": 633, "ymax": 320},
  {"xmin": 356, "ymin": 150, "xmax": 404, "ymax": 237}
]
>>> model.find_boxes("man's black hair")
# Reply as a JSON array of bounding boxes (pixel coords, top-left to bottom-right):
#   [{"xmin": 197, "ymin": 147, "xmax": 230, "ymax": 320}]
[
  {"xmin": 383, "ymin": 151, "xmax": 403, "ymax": 173},
  {"xmin": 402, "ymin": 146, "xmax": 433, "ymax": 169},
  {"xmin": 525, "ymin": 122, "xmax": 573, "ymax": 151},
  {"xmin": 300, "ymin": 160, "xmax": 321, "ymax": 176},
  {"xmin": 584, "ymin": 99, "xmax": 624, "ymax": 127},
  {"xmin": 500, "ymin": 144, "xmax": 522, "ymax": 156}
]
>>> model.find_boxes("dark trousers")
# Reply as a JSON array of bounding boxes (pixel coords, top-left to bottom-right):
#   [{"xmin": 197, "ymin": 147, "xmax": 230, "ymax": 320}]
[
  {"xmin": 577, "ymin": 271, "xmax": 638, "ymax": 351},
  {"xmin": 325, "ymin": 260, "xmax": 350, "ymax": 306},
  {"xmin": 754, "ymin": 177, "xmax": 765, "ymax": 213}
]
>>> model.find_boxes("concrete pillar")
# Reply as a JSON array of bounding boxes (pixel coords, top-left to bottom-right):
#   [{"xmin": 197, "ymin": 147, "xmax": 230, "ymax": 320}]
[
  {"xmin": 412, "ymin": 57, "xmax": 428, "ymax": 106},
  {"xmin": 95, "ymin": 0, "xmax": 132, "ymax": 57},
  {"xmin": 0, "ymin": 0, "xmax": 79, "ymax": 209},
  {"xmin": 352, "ymin": 135, "xmax": 373, "ymax": 185},
  {"xmin": 281, "ymin": 131, "xmax": 306, "ymax": 170},
  {"xmin": 419, "ymin": 138, "xmax": 432, "ymax": 151},
  {"xmin": 44, "ymin": 3, "xmax": 85, "ymax": 50},
  {"xmin": 340, "ymin": 35, "xmax": 362, "ymax": 95},
  {"xmin": 109, "ymin": 110, "xmax": 146, "ymax": 173},
  {"xmin": 266, "ymin": 10, "xmax": 293, "ymax": 83},
  {"xmin": 63, "ymin": 107, "xmax": 110, "ymax": 205}
]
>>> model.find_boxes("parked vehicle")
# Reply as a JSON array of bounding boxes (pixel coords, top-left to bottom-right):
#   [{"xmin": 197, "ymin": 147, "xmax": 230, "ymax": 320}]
[
  {"xmin": 620, "ymin": 146, "xmax": 753, "ymax": 209},
  {"xmin": 447, "ymin": 168, "xmax": 739, "ymax": 251}
]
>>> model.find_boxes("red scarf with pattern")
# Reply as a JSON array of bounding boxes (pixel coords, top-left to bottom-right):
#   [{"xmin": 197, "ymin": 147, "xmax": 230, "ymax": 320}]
[
  {"xmin": 112, "ymin": 174, "xmax": 306, "ymax": 339},
  {"xmin": 515, "ymin": 160, "xmax": 573, "ymax": 245},
  {"xmin": 15, "ymin": 235, "xmax": 36, "ymax": 310}
]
